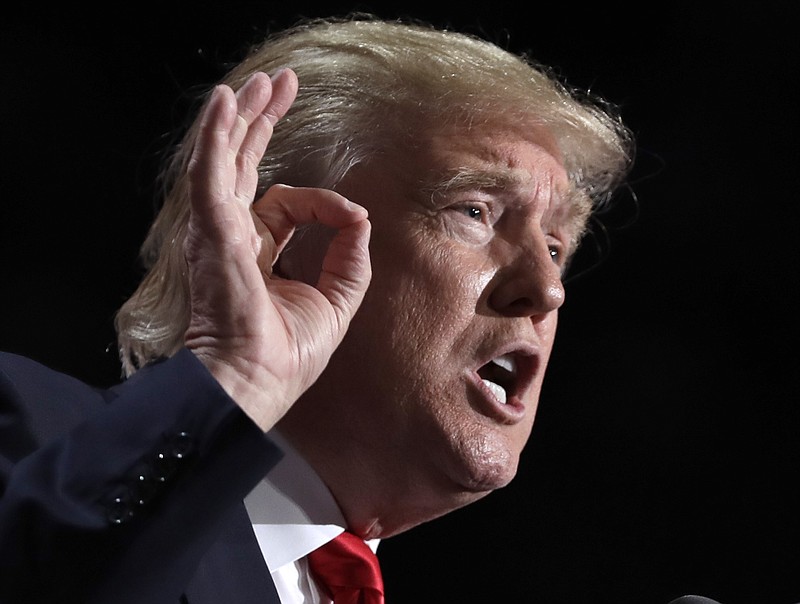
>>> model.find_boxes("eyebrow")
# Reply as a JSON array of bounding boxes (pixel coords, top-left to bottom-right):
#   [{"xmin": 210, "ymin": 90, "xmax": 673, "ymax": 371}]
[
  {"xmin": 422, "ymin": 167, "xmax": 525, "ymax": 198},
  {"xmin": 423, "ymin": 167, "xmax": 594, "ymax": 251}
]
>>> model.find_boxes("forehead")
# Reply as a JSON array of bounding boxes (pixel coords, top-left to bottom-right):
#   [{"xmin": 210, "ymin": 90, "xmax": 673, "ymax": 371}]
[{"xmin": 403, "ymin": 123, "xmax": 573, "ymax": 202}]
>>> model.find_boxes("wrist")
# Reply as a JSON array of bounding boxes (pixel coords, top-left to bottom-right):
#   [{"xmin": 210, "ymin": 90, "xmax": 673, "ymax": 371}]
[{"xmin": 189, "ymin": 349, "xmax": 289, "ymax": 433}]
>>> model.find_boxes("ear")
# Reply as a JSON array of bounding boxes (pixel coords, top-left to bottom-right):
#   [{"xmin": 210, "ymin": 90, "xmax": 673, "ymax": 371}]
[{"xmin": 274, "ymin": 224, "xmax": 337, "ymax": 286}]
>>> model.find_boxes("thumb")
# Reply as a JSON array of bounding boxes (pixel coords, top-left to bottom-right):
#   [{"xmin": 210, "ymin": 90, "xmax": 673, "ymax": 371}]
[{"xmin": 317, "ymin": 218, "xmax": 372, "ymax": 336}]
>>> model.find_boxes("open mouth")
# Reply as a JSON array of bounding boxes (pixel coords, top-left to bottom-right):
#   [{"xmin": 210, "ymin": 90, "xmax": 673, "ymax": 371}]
[{"xmin": 477, "ymin": 354, "xmax": 517, "ymax": 405}]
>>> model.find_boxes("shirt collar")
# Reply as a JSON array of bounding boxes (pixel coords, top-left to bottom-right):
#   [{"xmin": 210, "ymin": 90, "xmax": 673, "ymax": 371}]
[{"xmin": 243, "ymin": 430, "xmax": 379, "ymax": 571}]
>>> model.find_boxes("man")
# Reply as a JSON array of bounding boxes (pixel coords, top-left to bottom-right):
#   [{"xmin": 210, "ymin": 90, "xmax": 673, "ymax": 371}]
[{"xmin": 0, "ymin": 16, "xmax": 642, "ymax": 603}]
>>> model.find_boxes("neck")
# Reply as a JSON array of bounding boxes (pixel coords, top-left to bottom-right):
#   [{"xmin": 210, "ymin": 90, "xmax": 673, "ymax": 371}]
[{"xmin": 276, "ymin": 413, "xmax": 486, "ymax": 540}]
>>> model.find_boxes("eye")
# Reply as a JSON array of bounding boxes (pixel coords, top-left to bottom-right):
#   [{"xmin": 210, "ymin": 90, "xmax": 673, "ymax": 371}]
[
  {"xmin": 441, "ymin": 199, "xmax": 495, "ymax": 244},
  {"xmin": 455, "ymin": 204, "xmax": 484, "ymax": 221},
  {"xmin": 547, "ymin": 238, "xmax": 568, "ymax": 268}
]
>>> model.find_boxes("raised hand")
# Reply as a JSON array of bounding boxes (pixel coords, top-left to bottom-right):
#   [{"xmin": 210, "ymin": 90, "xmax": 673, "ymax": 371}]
[{"xmin": 183, "ymin": 69, "xmax": 371, "ymax": 431}]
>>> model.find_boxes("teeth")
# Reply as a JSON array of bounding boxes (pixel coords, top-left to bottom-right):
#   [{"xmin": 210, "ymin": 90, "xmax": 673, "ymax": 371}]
[
  {"xmin": 482, "ymin": 379, "xmax": 507, "ymax": 404},
  {"xmin": 491, "ymin": 354, "xmax": 516, "ymax": 374}
]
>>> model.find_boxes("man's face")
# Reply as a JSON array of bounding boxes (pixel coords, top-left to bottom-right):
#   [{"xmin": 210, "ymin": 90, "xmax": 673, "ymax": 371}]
[{"xmin": 284, "ymin": 124, "xmax": 583, "ymax": 518}]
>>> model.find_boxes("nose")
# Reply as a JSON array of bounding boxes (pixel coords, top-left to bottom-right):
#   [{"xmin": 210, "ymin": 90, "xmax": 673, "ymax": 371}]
[{"xmin": 486, "ymin": 239, "xmax": 565, "ymax": 318}]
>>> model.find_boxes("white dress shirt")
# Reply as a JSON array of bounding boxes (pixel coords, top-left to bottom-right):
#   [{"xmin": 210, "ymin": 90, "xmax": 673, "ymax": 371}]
[{"xmin": 243, "ymin": 430, "xmax": 380, "ymax": 604}]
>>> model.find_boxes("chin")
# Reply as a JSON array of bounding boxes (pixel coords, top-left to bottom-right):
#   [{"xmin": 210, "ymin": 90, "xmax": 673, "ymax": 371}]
[
  {"xmin": 451, "ymin": 437, "xmax": 520, "ymax": 494},
  {"xmin": 459, "ymin": 463, "xmax": 517, "ymax": 493}
]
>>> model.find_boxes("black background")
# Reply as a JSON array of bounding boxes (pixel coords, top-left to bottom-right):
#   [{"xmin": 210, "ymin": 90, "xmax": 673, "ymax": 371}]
[{"xmin": 1, "ymin": 3, "xmax": 797, "ymax": 603}]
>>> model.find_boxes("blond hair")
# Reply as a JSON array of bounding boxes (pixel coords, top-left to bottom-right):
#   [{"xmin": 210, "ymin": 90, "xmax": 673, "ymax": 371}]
[{"xmin": 115, "ymin": 15, "xmax": 633, "ymax": 375}]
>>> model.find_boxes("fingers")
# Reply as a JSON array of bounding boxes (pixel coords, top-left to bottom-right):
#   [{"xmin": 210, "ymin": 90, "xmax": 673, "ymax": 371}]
[
  {"xmin": 227, "ymin": 72, "xmax": 274, "ymax": 153},
  {"xmin": 252, "ymin": 184, "xmax": 369, "ymax": 254},
  {"xmin": 227, "ymin": 69, "xmax": 298, "ymax": 152},
  {"xmin": 252, "ymin": 184, "xmax": 372, "ymax": 320},
  {"xmin": 263, "ymin": 69, "xmax": 299, "ymax": 126},
  {"xmin": 230, "ymin": 70, "xmax": 298, "ymax": 203},
  {"xmin": 187, "ymin": 69, "xmax": 298, "ymax": 247},
  {"xmin": 318, "ymin": 218, "xmax": 372, "ymax": 330},
  {"xmin": 188, "ymin": 84, "xmax": 237, "ymax": 220}
]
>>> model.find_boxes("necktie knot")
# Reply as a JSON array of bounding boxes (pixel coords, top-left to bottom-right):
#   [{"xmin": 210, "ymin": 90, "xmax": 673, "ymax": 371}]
[{"xmin": 307, "ymin": 531, "xmax": 385, "ymax": 604}]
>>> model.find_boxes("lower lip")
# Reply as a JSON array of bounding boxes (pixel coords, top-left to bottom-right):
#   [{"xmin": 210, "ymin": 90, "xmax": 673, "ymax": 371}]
[{"xmin": 466, "ymin": 372, "xmax": 526, "ymax": 424}]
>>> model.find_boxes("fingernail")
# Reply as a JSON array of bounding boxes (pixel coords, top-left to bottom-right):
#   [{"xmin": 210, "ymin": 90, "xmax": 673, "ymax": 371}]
[{"xmin": 346, "ymin": 200, "xmax": 368, "ymax": 216}]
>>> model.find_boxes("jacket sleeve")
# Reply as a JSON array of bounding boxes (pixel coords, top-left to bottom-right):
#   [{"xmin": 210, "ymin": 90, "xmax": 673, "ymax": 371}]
[{"xmin": 0, "ymin": 348, "xmax": 283, "ymax": 604}]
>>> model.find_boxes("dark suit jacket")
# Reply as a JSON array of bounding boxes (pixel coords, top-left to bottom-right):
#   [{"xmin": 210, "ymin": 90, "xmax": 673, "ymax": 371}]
[{"xmin": 0, "ymin": 348, "xmax": 283, "ymax": 604}]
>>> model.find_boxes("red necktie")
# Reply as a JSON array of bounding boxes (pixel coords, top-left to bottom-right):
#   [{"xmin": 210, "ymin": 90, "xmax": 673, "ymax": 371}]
[{"xmin": 306, "ymin": 531, "xmax": 385, "ymax": 604}]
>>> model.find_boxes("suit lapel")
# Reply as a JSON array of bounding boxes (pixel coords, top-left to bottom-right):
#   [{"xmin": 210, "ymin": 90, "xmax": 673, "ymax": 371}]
[{"xmin": 184, "ymin": 503, "xmax": 281, "ymax": 604}]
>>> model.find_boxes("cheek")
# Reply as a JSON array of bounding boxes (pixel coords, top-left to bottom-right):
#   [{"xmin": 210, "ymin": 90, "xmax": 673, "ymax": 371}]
[
  {"xmin": 537, "ymin": 311, "xmax": 559, "ymax": 359},
  {"xmin": 388, "ymin": 261, "xmax": 486, "ymax": 349},
  {"xmin": 403, "ymin": 236, "xmax": 495, "ymax": 306},
  {"xmin": 362, "ymin": 233, "xmax": 495, "ymax": 377}
]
